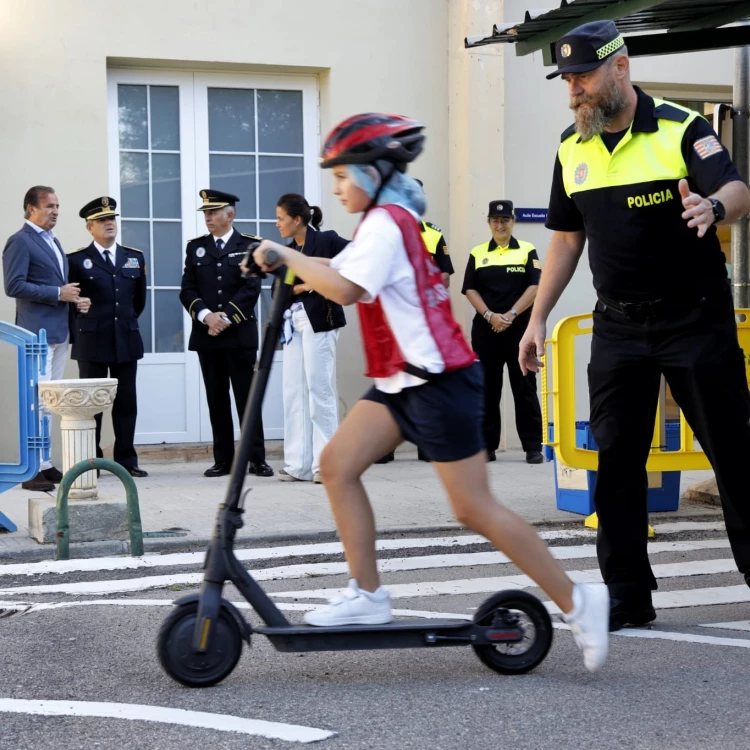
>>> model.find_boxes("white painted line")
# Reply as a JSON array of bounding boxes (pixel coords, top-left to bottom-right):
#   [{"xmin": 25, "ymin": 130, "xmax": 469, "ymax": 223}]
[
  {"xmin": 0, "ymin": 539, "xmax": 730, "ymax": 598},
  {"xmin": 698, "ymin": 621, "xmax": 750, "ymax": 632},
  {"xmin": 554, "ymin": 622, "xmax": 750, "ymax": 650},
  {"xmin": 0, "ymin": 530, "xmax": 602, "ymax": 578},
  {"xmin": 272, "ymin": 556, "xmax": 738, "ymax": 601},
  {"xmin": 0, "ymin": 700, "xmax": 335, "ymax": 743},
  {"xmin": 652, "ymin": 521, "xmax": 725, "ymax": 534}
]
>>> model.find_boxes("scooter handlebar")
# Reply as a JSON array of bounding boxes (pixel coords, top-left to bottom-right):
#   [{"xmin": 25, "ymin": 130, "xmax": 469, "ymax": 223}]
[{"xmin": 241, "ymin": 244, "xmax": 282, "ymax": 279}]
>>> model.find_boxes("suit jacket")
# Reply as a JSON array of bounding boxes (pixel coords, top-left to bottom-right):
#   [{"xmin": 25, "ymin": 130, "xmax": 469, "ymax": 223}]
[
  {"xmin": 179, "ymin": 228, "xmax": 261, "ymax": 351},
  {"xmin": 287, "ymin": 229, "xmax": 349, "ymax": 332},
  {"xmin": 2, "ymin": 223, "xmax": 70, "ymax": 343},
  {"xmin": 68, "ymin": 242, "xmax": 146, "ymax": 363}
]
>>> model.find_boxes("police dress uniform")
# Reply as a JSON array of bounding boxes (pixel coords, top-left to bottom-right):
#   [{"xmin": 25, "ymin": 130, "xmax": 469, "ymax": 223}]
[
  {"xmin": 69, "ymin": 197, "xmax": 147, "ymax": 474},
  {"xmin": 546, "ymin": 21, "xmax": 750, "ymax": 620},
  {"xmin": 179, "ymin": 189, "xmax": 271, "ymax": 476},
  {"xmin": 462, "ymin": 201, "xmax": 543, "ymax": 457}
]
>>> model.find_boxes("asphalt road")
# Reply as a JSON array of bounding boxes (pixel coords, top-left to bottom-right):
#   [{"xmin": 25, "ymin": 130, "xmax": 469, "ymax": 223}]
[{"xmin": 1, "ymin": 521, "xmax": 749, "ymax": 749}]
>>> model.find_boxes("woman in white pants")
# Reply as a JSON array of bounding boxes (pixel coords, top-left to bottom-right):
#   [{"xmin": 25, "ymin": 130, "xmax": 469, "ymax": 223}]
[{"xmin": 276, "ymin": 194, "xmax": 349, "ymax": 482}]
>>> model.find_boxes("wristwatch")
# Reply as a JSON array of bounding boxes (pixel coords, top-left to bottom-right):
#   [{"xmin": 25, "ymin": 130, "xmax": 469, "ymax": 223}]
[
  {"xmin": 709, "ymin": 198, "xmax": 726, "ymax": 223},
  {"xmin": 509, "ymin": 308, "xmax": 518, "ymax": 317}
]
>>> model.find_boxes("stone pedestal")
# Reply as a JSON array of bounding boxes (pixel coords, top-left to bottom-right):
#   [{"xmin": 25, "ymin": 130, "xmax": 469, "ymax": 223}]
[
  {"xmin": 28, "ymin": 378, "xmax": 125, "ymax": 545},
  {"xmin": 38, "ymin": 378, "xmax": 118, "ymax": 499}
]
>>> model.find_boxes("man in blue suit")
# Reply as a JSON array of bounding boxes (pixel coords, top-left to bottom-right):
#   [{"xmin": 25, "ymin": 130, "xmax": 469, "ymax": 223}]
[{"xmin": 3, "ymin": 186, "xmax": 85, "ymax": 491}]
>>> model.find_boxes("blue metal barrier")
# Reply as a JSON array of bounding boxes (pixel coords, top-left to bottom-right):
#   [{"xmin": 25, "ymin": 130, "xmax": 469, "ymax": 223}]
[{"xmin": 0, "ymin": 323, "xmax": 50, "ymax": 531}]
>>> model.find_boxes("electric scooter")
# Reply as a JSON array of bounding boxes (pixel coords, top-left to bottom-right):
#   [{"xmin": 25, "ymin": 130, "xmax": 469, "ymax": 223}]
[{"xmin": 156, "ymin": 249, "xmax": 554, "ymax": 687}]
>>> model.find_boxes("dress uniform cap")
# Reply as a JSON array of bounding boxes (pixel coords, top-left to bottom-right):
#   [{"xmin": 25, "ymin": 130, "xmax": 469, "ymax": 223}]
[
  {"xmin": 198, "ymin": 189, "xmax": 240, "ymax": 211},
  {"xmin": 546, "ymin": 20, "xmax": 625, "ymax": 80},
  {"xmin": 79, "ymin": 196, "xmax": 119, "ymax": 221},
  {"xmin": 488, "ymin": 200, "xmax": 514, "ymax": 218}
]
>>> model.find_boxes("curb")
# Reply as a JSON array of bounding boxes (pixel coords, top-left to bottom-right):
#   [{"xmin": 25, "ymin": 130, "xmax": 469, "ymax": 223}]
[{"xmin": 0, "ymin": 511, "xmax": 725, "ymax": 563}]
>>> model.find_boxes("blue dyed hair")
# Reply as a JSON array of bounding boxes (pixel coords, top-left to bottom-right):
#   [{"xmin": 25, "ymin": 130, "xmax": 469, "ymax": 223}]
[{"xmin": 348, "ymin": 162, "xmax": 426, "ymax": 217}]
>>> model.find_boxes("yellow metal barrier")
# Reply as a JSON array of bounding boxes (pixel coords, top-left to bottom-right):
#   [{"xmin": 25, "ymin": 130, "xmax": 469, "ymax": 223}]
[{"xmin": 542, "ymin": 309, "xmax": 750, "ymax": 472}]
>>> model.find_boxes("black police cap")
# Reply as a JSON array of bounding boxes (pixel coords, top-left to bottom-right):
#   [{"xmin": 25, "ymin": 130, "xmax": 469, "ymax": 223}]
[
  {"xmin": 79, "ymin": 196, "xmax": 119, "ymax": 221},
  {"xmin": 488, "ymin": 200, "xmax": 514, "ymax": 218},
  {"xmin": 198, "ymin": 189, "xmax": 240, "ymax": 211},
  {"xmin": 546, "ymin": 21, "xmax": 625, "ymax": 80}
]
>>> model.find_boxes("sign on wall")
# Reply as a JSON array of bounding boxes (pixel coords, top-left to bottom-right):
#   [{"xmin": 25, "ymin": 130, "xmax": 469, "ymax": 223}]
[{"xmin": 514, "ymin": 208, "xmax": 548, "ymax": 223}]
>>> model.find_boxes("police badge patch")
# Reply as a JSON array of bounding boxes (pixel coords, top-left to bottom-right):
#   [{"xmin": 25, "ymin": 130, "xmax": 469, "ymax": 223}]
[
  {"xmin": 574, "ymin": 162, "xmax": 589, "ymax": 185},
  {"xmin": 196, "ymin": 247, "xmax": 206, "ymax": 258},
  {"xmin": 83, "ymin": 258, "xmax": 93, "ymax": 269},
  {"xmin": 693, "ymin": 135, "xmax": 723, "ymax": 160}
]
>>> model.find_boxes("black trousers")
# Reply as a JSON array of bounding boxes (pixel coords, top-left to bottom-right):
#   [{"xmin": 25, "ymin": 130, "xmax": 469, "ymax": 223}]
[
  {"xmin": 589, "ymin": 291, "xmax": 750, "ymax": 602},
  {"xmin": 78, "ymin": 360, "xmax": 139, "ymax": 469},
  {"xmin": 198, "ymin": 348, "xmax": 266, "ymax": 466},
  {"xmin": 471, "ymin": 316, "xmax": 543, "ymax": 453}
]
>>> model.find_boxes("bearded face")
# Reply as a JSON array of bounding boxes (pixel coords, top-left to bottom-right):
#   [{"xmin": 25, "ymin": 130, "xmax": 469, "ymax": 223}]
[{"xmin": 569, "ymin": 66, "xmax": 627, "ymax": 141}]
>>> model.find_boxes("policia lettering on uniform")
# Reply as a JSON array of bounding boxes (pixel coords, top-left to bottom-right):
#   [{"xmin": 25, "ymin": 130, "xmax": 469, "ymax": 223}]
[{"xmin": 533, "ymin": 19, "xmax": 750, "ymax": 631}]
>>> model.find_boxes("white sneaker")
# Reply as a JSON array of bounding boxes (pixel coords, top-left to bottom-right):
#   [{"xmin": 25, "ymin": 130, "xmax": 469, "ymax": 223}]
[
  {"xmin": 564, "ymin": 583, "xmax": 610, "ymax": 672},
  {"xmin": 304, "ymin": 579, "xmax": 392, "ymax": 627},
  {"xmin": 278, "ymin": 468, "xmax": 302, "ymax": 482},
  {"xmin": 312, "ymin": 472, "xmax": 323, "ymax": 484}
]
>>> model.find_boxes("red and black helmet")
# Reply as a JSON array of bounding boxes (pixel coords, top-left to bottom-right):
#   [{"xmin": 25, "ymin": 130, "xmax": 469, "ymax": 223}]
[{"xmin": 320, "ymin": 113, "xmax": 425, "ymax": 170}]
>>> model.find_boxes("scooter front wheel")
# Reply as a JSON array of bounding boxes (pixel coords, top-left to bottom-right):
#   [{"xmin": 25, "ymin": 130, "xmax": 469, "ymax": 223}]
[
  {"xmin": 471, "ymin": 590, "xmax": 553, "ymax": 675},
  {"xmin": 157, "ymin": 601, "xmax": 243, "ymax": 687}
]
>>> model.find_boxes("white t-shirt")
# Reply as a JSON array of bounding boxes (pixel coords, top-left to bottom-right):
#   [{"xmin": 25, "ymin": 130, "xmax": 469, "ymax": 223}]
[{"xmin": 330, "ymin": 207, "xmax": 447, "ymax": 393}]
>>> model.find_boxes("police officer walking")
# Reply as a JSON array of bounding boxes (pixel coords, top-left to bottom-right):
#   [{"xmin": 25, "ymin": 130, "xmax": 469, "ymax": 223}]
[
  {"xmin": 69, "ymin": 197, "xmax": 148, "ymax": 477},
  {"xmin": 519, "ymin": 21, "xmax": 750, "ymax": 631},
  {"xmin": 463, "ymin": 200, "xmax": 544, "ymax": 465},
  {"xmin": 180, "ymin": 189, "xmax": 273, "ymax": 478}
]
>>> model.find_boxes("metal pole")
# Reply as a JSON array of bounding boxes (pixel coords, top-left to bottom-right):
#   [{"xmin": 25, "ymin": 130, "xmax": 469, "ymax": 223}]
[{"xmin": 732, "ymin": 46, "xmax": 750, "ymax": 309}]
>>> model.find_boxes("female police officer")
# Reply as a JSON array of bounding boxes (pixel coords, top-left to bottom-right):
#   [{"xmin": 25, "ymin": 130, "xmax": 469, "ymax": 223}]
[{"xmin": 462, "ymin": 200, "xmax": 544, "ymax": 464}]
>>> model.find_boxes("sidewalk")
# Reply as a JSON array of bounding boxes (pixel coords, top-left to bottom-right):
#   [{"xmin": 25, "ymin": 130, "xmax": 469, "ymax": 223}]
[{"xmin": 0, "ymin": 445, "xmax": 721, "ymax": 561}]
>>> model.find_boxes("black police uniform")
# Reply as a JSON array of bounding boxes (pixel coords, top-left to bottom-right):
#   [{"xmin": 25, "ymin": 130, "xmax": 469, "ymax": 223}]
[
  {"xmin": 462, "ymin": 201, "xmax": 543, "ymax": 456},
  {"xmin": 179, "ymin": 189, "xmax": 268, "ymax": 475},
  {"xmin": 69, "ymin": 197, "xmax": 146, "ymax": 472},
  {"xmin": 546, "ymin": 21, "xmax": 750, "ymax": 617},
  {"xmin": 421, "ymin": 221, "xmax": 454, "ymax": 277}
]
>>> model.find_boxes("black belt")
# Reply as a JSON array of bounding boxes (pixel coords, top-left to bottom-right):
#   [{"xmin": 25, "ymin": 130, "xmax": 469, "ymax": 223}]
[
  {"xmin": 596, "ymin": 294, "xmax": 702, "ymax": 323},
  {"xmin": 403, "ymin": 363, "xmax": 446, "ymax": 381}
]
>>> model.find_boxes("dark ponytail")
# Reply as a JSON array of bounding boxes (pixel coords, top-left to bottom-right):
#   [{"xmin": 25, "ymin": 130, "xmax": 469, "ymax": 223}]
[{"xmin": 277, "ymin": 193, "xmax": 324, "ymax": 230}]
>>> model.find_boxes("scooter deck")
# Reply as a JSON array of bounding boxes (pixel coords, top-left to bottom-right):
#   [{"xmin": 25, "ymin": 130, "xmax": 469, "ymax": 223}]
[{"xmin": 255, "ymin": 618, "xmax": 522, "ymax": 652}]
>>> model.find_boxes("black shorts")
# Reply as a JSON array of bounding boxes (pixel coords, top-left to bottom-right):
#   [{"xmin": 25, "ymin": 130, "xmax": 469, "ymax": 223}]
[{"xmin": 362, "ymin": 362, "xmax": 485, "ymax": 463}]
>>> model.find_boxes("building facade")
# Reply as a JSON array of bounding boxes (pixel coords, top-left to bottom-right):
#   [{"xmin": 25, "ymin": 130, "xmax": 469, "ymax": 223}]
[{"xmin": 0, "ymin": 0, "xmax": 738, "ymax": 462}]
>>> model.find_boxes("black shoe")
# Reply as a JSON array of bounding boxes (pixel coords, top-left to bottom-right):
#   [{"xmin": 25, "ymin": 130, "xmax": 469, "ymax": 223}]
[
  {"xmin": 21, "ymin": 472, "xmax": 55, "ymax": 492},
  {"xmin": 249, "ymin": 462, "xmax": 274, "ymax": 477},
  {"xmin": 609, "ymin": 597, "xmax": 657, "ymax": 632},
  {"xmin": 374, "ymin": 451, "xmax": 395, "ymax": 464},
  {"xmin": 486, "ymin": 450, "xmax": 496, "ymax": 462},
  {"xmin": 126, "ymin": 466, "xmax": 149, "ymax": 478},
  {"xmin": 204, "ymin": 463, "xmax": 231, "ymax": 478},
  {"xmin": 42, "ymin": 467, "xmax": 63, "ymax": 483},
  {"xmin": 526, "ymin": 450, "xmax": 544, "ymax": 465}
]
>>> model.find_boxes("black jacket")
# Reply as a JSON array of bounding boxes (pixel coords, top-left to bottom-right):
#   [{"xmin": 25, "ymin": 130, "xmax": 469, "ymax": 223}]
[
  {"xmin": 68, "ymin": 242, "xmax": 146, "ymax": 363},
  {"xmin": 179, "ymin": 229, "xmax": 261, "ymax": 351},
  {"xmin": 287, "ymin": 229, "xmax": 349, "ymax": 332}
]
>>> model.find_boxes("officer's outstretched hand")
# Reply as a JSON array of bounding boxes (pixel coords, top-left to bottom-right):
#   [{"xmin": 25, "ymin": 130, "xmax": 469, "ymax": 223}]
[
  {"xmin": 679, "ymin": 178, "xmax": 714, "ymax": 239},
  {"xmin": 519, "ymin": 320, "xmax": 546, "ymax": 375}
]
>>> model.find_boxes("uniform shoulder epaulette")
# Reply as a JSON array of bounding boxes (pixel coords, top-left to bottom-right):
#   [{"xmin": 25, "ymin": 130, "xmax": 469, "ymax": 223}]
[
  {"xmin": 120, "ymin": 244, "xmax": 143, "ymax": 254},
  {"xmin": 654, "ymin": 102, "xmax": 690, "ymax": 124},
  {"xmin": 560, "ymin": 123, "xmax": 578, "ymax": 142},
  {"xmin": 241, "ymin": 233, "xmax": 262, "ymax": 241},
  {"xmin": 187, "ymin": 234, "xmax": 209, "ymax": 243},
  {"xmin": 425, "ymin": 221, "xmax": 442, "ymax": 233},
  {"xmin": 68, "ymin": 247, "xmax": 88, "ymax": 255}
]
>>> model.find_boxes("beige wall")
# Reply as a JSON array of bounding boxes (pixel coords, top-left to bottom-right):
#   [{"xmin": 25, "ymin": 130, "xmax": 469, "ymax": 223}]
[{"xmin": 0, "ymin": 0, "xmax": 451, "ymax": 460}]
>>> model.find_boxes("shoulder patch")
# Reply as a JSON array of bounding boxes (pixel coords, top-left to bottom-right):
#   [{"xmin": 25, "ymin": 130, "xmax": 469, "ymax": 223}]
[
  {"xmin": 120, "ymin": 245, "xmax": 143, "ymax": 254},
  {"xmin": 425, "ymin": 221, "xmax": 442, "ymax": 233},
  {"xmin": 654, "ymin": 103, "xmax": 690, "ymax": 124},
  {"xmin": 560, "ymin": 123, "xmax": 578, "ymax": 142}
]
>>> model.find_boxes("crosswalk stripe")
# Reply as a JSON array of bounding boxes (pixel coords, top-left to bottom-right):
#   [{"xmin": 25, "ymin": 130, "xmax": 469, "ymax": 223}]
[
  {"xmin": 698, "ymin": 621, "xmax": 750, "ymax": 632},
  {"xmin": 0, "ymin": 540, "xmax": 733, "ymax": 598},
  {"xmin": 0, "ymin": 521, "xmax": 725, "ymax": 578}
]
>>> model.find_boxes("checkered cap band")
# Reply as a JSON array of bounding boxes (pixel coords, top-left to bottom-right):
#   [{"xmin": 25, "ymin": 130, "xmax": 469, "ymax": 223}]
[{"xmin": 597, "ymin": 35, "xmax": 624, "ymax": 60}]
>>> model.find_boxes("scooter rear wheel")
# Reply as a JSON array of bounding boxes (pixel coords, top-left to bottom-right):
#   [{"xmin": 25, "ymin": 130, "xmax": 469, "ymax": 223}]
[
  {"xmin": 157, "ymin": 601, "xmax": 243, "ymax": 687},
  {"xmin": 471, "ymin": 590, "xmax": 553, "ymax": 675}
]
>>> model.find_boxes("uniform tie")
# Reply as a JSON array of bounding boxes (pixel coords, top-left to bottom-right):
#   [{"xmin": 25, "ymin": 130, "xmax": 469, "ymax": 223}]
[
  {"xmin": 104, "ymin": 249, "xmax": 114, "ymax": 271},
  {"xmin": 216, "ymin": 238, "xmax": 224, "ymax": 251}
]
